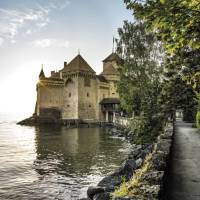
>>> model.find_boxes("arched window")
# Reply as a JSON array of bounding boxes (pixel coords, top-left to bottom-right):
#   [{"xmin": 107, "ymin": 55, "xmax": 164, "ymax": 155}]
[
  {"xmin": 87, "ymin": 92, "xmax": 89, "ymax": 97},
  {"xmin": 65, "ymin": 78, "xmax": 73, "ymax": 86}
]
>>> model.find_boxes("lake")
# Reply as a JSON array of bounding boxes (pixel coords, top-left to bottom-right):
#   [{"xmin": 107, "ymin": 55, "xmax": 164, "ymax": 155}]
[{"xmin": 0, "ymin": 113, "xmax": 131, "ymax": 199}]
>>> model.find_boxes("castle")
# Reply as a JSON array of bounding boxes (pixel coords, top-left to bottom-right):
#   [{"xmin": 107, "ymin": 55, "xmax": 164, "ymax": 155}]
[{"xmin": 35, "ymin": 52, "xmax": 123, "ymax": 122}]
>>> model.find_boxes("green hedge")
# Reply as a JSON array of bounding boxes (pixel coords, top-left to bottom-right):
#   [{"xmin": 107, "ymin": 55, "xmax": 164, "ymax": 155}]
[{"xmin": 196, "ymin": 111, "xmax": 200, "ymax": 130}]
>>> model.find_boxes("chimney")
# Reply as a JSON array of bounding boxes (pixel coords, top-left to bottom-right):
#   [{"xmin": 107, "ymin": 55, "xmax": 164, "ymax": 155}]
[{"xmin": 64, "ymin": 61, "xmax": 67, "ymax": 68}]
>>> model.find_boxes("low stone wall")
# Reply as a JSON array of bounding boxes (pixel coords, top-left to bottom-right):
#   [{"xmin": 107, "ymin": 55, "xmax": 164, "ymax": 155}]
[{"xmin": 81, "ymin": 122, "xmax": 174, "ymax": 200}]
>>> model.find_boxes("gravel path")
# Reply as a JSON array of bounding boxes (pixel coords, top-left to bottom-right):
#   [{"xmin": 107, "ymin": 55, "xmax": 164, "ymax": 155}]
[{"xmin": 163, "ymin": 120, "xmax": 200, "ymax": 200}]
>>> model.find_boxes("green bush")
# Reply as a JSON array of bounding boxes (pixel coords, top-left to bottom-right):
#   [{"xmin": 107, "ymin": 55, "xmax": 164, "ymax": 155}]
[
  {"xmin": 196, "ymin": 111, "xmax": 200, "ymax": 130},
  {"xmin": 130, "ymin": 113, "xmax": 165, "ymax": 144}
]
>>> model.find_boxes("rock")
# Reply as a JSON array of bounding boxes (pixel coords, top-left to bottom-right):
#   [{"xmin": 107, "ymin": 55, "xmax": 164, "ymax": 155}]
[
  {"xmin": 156, "ymin": 139, "xmax": 171, "ymax": 154},
  {"xmin": 140, "ymin": 184, "xmax": 160, "ymax": 199},
  {"xmin": 98, "ymin": 158, "xmax": 136, "ymax": 191},
  {"xmin": 159, "ymin": 131, "xmax": 173, "ymax": 140},
  {"xmin": 136, "ymin": 144, "xmax": 152, "ymax": 160},
  {"xmin": 151, "ymin": 152, "xmax": 167, "ymax": 171},
  {"xmin": 99, "ymin": 172, "xmax": 123, "ymax": 190},
  {"xmin": 140, "ymin": 171, "xmax": 164, "ymax": 185},
  {"xmin": 87, "ymin": 186, "xmax": 105, "ymax": 199},
  {"xmin": 118, "ymin": 159, "xmax": 136, "ymax": 179},
  {"xmin": 114, "ymin": 197, "xmax": 136, "ymax": 200},
  {"xmin": 135, "ymin": 158, "xmax": 143, "ymax": 168},
  {"xmin": 98, "ymin": 174, "xmax": 122, "ymax": 191},
  {"xmin": 93, "ymin": 192, "xmax": 110, "ymax": 200},
  {"xmin": 129, "ymin": 145, "xmax": 142, "ymax": 159}
]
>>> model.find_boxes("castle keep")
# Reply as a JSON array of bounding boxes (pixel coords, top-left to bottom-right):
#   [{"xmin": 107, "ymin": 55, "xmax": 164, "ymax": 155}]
[{"xmin": 36, "ymin": 53, "xmax": 122, "ymax": 122}]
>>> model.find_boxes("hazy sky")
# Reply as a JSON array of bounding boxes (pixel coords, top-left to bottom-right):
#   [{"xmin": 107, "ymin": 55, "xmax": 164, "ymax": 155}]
[{"xmin": 0, "ymin": 0, "xmax": 133, "ymax": 117}]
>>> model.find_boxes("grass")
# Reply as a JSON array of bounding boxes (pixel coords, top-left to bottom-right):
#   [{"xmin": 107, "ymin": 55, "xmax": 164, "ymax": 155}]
[{"xmin": 111, "ymin": 144, "xmax": 156, "ymax": 199}]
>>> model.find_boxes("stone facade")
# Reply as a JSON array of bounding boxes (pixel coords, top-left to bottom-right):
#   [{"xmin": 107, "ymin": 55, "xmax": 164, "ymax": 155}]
[{"xmin": 36, "ymin": 53, "xmax": 122, "ymax": 122}]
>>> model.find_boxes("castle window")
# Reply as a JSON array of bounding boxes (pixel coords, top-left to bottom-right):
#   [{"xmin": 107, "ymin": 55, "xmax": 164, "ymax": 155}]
[
  {"xmin": 65, "ymin": 78, "xmax": 73, "ymax": 86},
  {"xmin": 84, "ymin": 77, "xmax": 91, "ymax": 87},
  {"xmin": 89, "ymin": 105, "xmax": 91, "ymax": 107},
  {"xmin": 67, "ymin": 105, "xmax": 70, "ymax": 107},
  {"xmin": 69, "ymin": 92, "xmax": 71, "ymax": 97},
  {"xmin": 87, "ymin": 92, "xmax": 89, "ymax": 97},
  {"xmin": 112, "ymin": 93, "xmax": 115, "ymax": 95}
]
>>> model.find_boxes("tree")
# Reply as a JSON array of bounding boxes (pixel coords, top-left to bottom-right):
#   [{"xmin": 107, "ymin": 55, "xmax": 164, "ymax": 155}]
[
  {"xmin": 116, "ymin": 21, "xmax": 164, "ymax": 143},
  {"xmin": 123, "ymin": 0, "xmax": 199, "ymax": 125},
  {"xmin": 124, "ymin": 0, "xmax": 200, "ymax": 88}
]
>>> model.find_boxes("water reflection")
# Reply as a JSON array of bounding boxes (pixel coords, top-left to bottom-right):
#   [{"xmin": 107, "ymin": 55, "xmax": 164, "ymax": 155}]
[{"xmin": 0, "ymin": 121, "xmax": 131, "ymax": 200}]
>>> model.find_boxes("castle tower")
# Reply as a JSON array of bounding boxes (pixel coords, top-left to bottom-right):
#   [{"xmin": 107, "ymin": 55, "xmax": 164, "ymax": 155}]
[
  {"xmin": 98, "ymin": 53, "xmax": 123, "ymax": 122},
  {"xmin": 61, "ymin": 54, "xmax": 97, "ymax": 120},
  {"xmin": 101, "ymin": 53, "xmax": 123, "ymax": 98},
  {"xmin": 36, "ymin": 67, "xmax": 64, "ymax": 119}
]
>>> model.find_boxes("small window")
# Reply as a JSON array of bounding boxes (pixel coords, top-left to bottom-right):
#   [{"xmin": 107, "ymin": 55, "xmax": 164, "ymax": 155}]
[
  {"xmin": 112, "ymin": 93, "xmax": 115, "ymax": 95},
  {"xmin": 87, "ymin": 92, "xmax": 89, "ymax": 97},
  {"xmin": 89, "ymin": 104, "xmax": 91, "ymax": 107},
  {"xmin": 69, "ymin": 92, "xmax": 71, "ymax": 97},
  {"xmin": 67, "ymin": 105, "xmax": 70, "ymax": 107},
  {"xmin": 84, "ymin": 77, "xmax": 91, "ymax": 87}
]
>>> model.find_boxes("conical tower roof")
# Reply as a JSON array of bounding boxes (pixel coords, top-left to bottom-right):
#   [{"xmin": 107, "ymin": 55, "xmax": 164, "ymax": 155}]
[
  {"xmin": 103, "ymin": 53, "xmax": 123, "ymax": 64},
  {"xmin": 62, "ymin": 54, "xmax": 95, "ymax": 74},
  {"xmin": 39, "ymin": 68, "xmax": 45, "ymax": 79}
]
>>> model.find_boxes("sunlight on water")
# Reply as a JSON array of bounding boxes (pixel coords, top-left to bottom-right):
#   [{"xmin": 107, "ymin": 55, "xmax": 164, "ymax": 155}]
[{"xmin": 0, "ymin": 113, "xmax": 131, "ymax": 200}]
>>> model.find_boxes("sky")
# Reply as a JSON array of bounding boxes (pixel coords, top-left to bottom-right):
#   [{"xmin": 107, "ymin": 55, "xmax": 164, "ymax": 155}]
[{"xmin": 0, "ymin": 0, "xmax": 133, "ymax": 118}]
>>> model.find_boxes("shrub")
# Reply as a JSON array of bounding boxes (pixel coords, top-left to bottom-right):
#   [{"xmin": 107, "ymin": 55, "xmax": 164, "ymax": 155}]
[{"xmin": 196, "ymin": 111, "xmax": 200, "ymax": 130}]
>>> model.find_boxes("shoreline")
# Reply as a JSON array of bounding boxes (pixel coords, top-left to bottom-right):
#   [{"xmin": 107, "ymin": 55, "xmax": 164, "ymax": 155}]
[
  {"xmin": 81, "ymin": 122, "xmax": 174, "ymax": 200},
  {"xmin": 17, "ymin": 116, "xmax": 113, "ymax": 128}
]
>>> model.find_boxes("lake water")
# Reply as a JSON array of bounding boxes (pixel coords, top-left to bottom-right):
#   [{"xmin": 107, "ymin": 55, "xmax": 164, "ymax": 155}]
[{"xmin": 0, "ymin": 113, "xmax": 131, "ymax": 200}]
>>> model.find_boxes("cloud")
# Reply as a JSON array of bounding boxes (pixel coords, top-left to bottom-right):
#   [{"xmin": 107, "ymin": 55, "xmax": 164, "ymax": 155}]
[
  {"xmin": 0, "ymin": 8, "xmax": 49, "ymax": 41},
  {"xmin": 32, "ymin": 38, "xmax": 70, "ymax": 48},
  {"xmin": 0, "ymin": 0, "xmax": 70, "ymax": 43},
  {"xmin": 0, "ymin": 37, "xmax": 4, "ymax": 46},
  {"xmin": 47, "ymin": 0, "xmax": 70, "ymax": 10}
]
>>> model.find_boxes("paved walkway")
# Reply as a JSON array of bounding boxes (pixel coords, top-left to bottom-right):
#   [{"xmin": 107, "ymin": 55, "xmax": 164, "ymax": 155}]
[{"xmin": 163, "ymin": 120, "xmax": 200, "ymax": 200}]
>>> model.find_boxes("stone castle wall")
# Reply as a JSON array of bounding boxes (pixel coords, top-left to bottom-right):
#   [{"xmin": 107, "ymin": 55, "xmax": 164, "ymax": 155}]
[
  {"xmin": 37, "ymin": 83, "xmax": 63, "ymax": 116},
  {"xmin": 78, "ymin": 75, "xmax": 98, "ymax": 120},
  {"xmin": 62, "ymin": 75, "xmax": 79, "ymax": 119},
  {"xmin": 97, "ymin": 82, "xmax": 110, "ymax": 120}
]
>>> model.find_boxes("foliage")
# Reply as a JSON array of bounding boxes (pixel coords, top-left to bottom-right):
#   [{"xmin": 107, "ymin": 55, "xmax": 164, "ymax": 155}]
[
  {"xmin": 130, "ymin": 114, "xmax": 165, "ymax": 144},
  {"xmin": 196, "ymin": 111, "xmax": 200, "ymax": 130},
  {"xmin": 160, "ymin": 73, "xmax": 197, "ymax": 122},
  {"xmin": 124, "ymin": 0, "xmax": 200, "ymax": 58},
  {"xmin": 112, "ymin": 176, "xmax": 128, "ymax": 198},
  {"xmin": 196, "ymin": 93, "xmax": 200, "ymax": 129},
  {"xmin": 112, "ymin": 145, "xmax": 156, "ymax": 199},
  {"xmin": 123, "ymin": 0, "xmax": 199, "ymax": 123},
  {"xmin": 116, "ymin": 21, "xmax": 165, "ymax": 143}
]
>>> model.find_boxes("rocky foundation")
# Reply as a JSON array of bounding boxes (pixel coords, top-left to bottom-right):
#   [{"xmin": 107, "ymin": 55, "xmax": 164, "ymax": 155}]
[
  {"xmin": 17, "ymin": 116, "xmax": 110, "ymax": 128},
  {"xmin": 81, "ymin": 122, "xmax": 174, "ymax": 200}
]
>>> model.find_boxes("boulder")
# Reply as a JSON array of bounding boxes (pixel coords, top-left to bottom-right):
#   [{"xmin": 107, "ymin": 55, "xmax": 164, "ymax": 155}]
[
  {"xmin": 156, "ymin": 139, "xmax": 171, "ymax": 155},
  {"xmin": 140, "ymin": 184, "xmax": 160, "ymax": 199},
  {"xmin": 151, "ymin": 152, "xmax": 167, "ymax": 171},
  {"xmin": 87, "ymin": 186, "xmax": 105, "ymax": 199},
  {"xmin": 114, "ymin": 197, "xmax": 137, "ymax": 200},
  {"xmin": 98, "ymin": 159, "xmax": 136, "ymax": 191},
  {"xmin": 93, "ymin": 192, "xmax": 110, "ymax": 200},
  {"xmin": 135, "ymin": 158, "xmax": 143, "ymax": 168},
  {"xmin": 98, "ymin": 174, "xmax": 122, "ymax": 191},
  {"xmin": 140, "ymin": 171, "xmax": 164, "ymax": 185}
]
